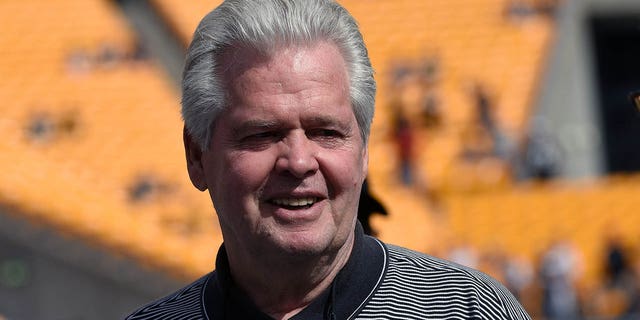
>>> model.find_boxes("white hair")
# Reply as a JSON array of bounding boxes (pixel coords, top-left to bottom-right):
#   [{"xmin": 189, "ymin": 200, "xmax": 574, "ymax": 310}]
[{"xmin": 182, "ymin": 0, "xmax": 376, "ymax": 150}]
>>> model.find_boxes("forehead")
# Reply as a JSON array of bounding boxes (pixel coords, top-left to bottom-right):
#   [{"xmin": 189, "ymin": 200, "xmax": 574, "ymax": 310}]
[
  {"xmin": 217, "ymin": 42, "xmax": 351, "ymax": 119},
  {"xmin": 220, "ymin": 42, "xmax": 347, "ymax": 91}
]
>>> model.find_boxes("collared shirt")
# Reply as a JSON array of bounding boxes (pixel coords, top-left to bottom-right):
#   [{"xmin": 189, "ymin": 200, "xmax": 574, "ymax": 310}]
[
  {"xmin": 125, "ymin": 224, "xmax": 531, "ymax": 320},
  {"xmin": 203, "ymin": 223, "xmax": 385, "ymax": 319}
]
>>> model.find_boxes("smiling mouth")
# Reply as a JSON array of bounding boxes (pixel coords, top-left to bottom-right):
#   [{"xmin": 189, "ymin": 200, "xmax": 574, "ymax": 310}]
[{"xmin": 269, "ymin": 197, "xmax": 318, "ymax": 209}]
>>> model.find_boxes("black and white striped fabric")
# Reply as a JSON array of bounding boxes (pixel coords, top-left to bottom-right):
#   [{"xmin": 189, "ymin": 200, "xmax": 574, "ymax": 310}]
[
  {"xmin": 357, "ymin": 244, "xmax": 531, "ymax": 319},
  {"xmin": 125, "ymin": 233, "xmax": 531, "ymax": 320}
]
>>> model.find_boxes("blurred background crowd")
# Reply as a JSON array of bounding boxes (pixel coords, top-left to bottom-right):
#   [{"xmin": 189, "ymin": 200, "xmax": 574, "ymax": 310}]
[{"xmin": 1, "ymin": 0, "xmax": 640, "ymax": 319}]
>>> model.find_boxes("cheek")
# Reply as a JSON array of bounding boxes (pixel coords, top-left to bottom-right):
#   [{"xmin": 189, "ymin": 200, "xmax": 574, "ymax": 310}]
[
  {"xmin": 209, "ymin": 153, "xmax": 274, "ymax": 223},
  {"xmin": 217, "ymin": 152, "xmax": 275, "ymax": 193},
  {"xmin": 320, "ymin": 149, "xmax": 366, "ymax": 195}
]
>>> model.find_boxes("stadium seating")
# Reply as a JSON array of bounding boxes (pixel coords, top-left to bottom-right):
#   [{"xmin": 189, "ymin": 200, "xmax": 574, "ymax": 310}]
[
  {"xmin": 0, "ymin": 0, "xmax": 560, "ymax": 278},
  {"xmin": 152, "ymin": 0, "xmax": 222, "ymax": 46},
  {"xmin": 0, "ymin": 0, "xmax": 220, "ymax": 278},
  {"xmin": 4, "ymin": 2, "xmax": 640, "ymax": 306},
  {"xmin": 444, "ymin": 175, "xmax": 640, "ymax": 282}
]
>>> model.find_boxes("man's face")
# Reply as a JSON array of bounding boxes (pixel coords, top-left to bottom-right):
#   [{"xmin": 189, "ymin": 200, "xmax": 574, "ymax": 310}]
[{"xmin": 187, "ymin": 42, "xmax": 368, "ymax": 258}]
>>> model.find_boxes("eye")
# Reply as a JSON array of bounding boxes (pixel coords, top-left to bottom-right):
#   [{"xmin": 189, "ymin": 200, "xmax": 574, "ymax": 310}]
[
  {"xmin": 237, "ymin": 131, "xmax": 282, "ymax": 150},
  {"xmin": 308, "ymin": 128, "xmax": 343, "ymax": 138},
  {"xmin": 248, "ymin": 131, "xmax": 276, "ymax": 139},
  {"xmin": 242, "ymin": 131, "xmax": 284, "ymax": 143},
  {"xmin": 306, "ymin": 128, "xmax": 349, "ymax": 149}
]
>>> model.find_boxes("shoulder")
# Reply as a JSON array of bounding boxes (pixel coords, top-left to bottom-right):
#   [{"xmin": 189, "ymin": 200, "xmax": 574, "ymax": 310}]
[
  {"xmin": 358, "ymin": 244, "xmax": 531, "ymax": 320},
  {"xmin": 384, "ymin": 244, "xmax": 509, "ymax": 292},
  {"xmin": 124, "ymin": 273, "xmax": 211, "ymax": 320},
  {"xmin": 385, "ymin": 243, "xmax": 487, "ymax": 276}
]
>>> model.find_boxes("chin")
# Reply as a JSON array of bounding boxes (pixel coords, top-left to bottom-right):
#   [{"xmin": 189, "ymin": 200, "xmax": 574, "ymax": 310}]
[{"xmin": 272, "ymin": 230, "xmax": 337, "ymax": 257}]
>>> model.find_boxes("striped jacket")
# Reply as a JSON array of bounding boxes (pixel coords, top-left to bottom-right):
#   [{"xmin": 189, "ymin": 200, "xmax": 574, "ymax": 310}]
[{"xmin": 125, "ymin": 227, "xmax": 531, "ymax": 319}]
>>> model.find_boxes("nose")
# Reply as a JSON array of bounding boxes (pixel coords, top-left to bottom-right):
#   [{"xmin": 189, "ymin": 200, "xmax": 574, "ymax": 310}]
[{"xmin": 275, "ymin": 131, "xmax": 319, "ymax": 178}]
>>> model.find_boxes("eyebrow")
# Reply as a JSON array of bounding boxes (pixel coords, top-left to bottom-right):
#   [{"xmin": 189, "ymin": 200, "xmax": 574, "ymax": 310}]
[
  {"xmin": 231, "ymin": 119, "xmax": 281, "ymax": 137},
  {"xmin": 231, "ymin": 114, "xmax": 353, "ymax": 136},
  {"xmin": 302, "ymin": 114, "xmax": 344, "ymax": 126},
  {"xmin": 303, "ymin": 115, "xmax": 351, "ymax": 131}
]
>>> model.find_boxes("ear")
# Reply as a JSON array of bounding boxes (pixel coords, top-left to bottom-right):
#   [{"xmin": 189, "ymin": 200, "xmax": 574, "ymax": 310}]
[
  {"xmin": 184, "ymin": 126, "xmax": 208, "ymax": 191},
  {"xmin": 361, "ymin": 145, "xmax": 369, "ymax": 181}
]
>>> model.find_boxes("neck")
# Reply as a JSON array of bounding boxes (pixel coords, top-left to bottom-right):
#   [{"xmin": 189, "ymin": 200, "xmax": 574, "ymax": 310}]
[{"xmin": 226, "ymin": 233, "xmax": 355, "ymax": 319}]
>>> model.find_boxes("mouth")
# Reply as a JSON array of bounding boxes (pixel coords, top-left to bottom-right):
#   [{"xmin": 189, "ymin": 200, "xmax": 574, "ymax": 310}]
[{"xmin": 269, "ymin": 197, "xmax": 319, "ymax": 210}]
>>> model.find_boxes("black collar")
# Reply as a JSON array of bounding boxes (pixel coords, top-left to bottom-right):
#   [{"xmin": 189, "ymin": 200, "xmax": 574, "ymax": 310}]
[{"xmin": 203, "ymin": 222, "xmax": 387, "ymax": 319}]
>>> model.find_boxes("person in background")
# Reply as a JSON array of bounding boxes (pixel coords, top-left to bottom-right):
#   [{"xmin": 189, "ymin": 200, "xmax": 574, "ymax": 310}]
[{"xmin": 357, "ymin": 179, "xmax": 388, "ymax": 236}]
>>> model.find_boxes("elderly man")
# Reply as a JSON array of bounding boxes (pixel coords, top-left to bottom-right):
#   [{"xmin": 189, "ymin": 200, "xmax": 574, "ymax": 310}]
[{"xmin": 126, "ymin": 0, "xmax": 531, "ymax": 319}]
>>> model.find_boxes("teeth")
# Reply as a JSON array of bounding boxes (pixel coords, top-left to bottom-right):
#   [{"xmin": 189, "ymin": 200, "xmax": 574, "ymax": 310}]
[{"xmin": 272, "ymin": 197, "xmax": 317, "ymax": 207}]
